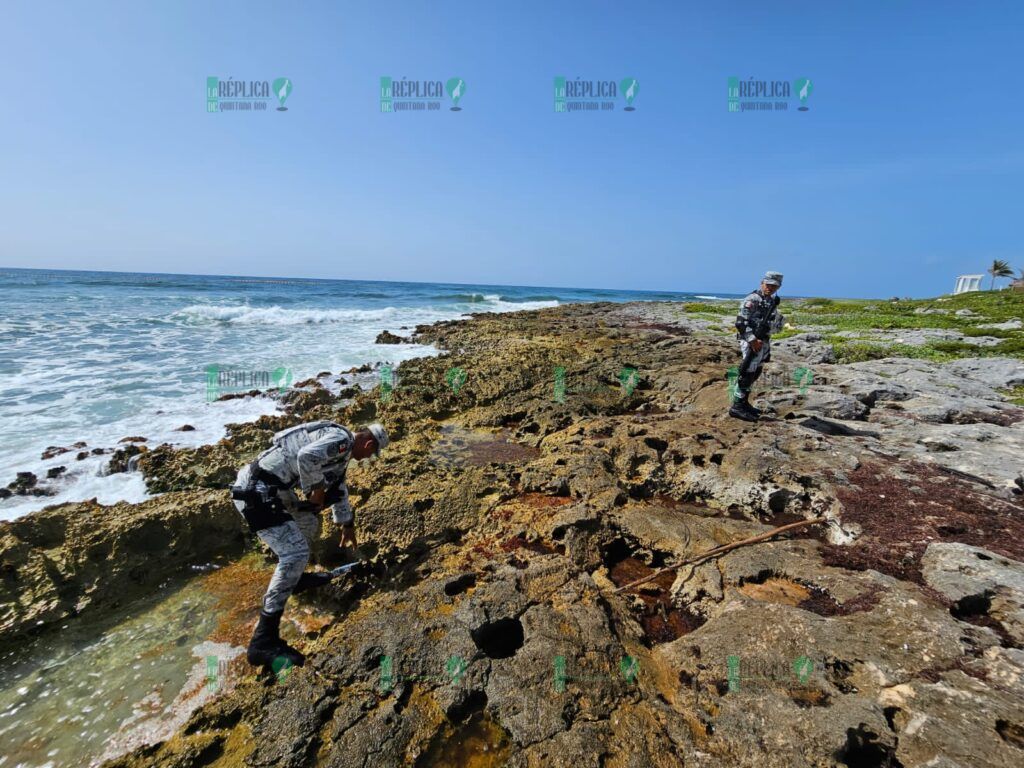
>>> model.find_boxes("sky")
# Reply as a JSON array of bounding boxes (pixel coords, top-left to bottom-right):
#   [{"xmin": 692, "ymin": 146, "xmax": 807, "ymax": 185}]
[{"xmin": 1, "ymin": 0, "xmax": 1021, "ymax": 298}]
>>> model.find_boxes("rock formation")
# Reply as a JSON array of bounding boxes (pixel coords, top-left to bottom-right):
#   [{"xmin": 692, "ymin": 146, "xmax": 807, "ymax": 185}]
[{"xmin": 3, "ymin": 301, "xmax": 1023, "ymax": 767}]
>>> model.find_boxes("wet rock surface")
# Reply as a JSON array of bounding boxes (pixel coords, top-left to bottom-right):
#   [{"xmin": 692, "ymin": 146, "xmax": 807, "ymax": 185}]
[
  {"xmin": 376, "ymin": 330, "xmax": 409, "ymax": 344},
  {"xmin": 0, "ymin": 490, "xmax": 247, "ymax": 640},
  {"xmin": 3, "ymin": 301, "xmax": 1024, "ymax": 767}
]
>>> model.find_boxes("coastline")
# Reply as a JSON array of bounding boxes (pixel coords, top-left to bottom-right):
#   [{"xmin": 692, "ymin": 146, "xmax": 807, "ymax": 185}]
[{"xmin": 2, "ymin": 295, "xmax": 1024, "ymax": 767}]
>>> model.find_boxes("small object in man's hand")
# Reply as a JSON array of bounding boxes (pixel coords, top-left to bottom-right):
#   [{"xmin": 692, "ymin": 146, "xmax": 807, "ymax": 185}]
[{"xmin": 328, "ymin": 561, "xmax": 360, "ymax": 578}]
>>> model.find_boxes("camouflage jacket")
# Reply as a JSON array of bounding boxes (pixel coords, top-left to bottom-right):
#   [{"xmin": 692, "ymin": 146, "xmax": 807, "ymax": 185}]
[
  {"xmin": 735, "ymin": 290, "xmax": 784, "ymax": 342},
  {"xmin": 256, "ymin": 421, "xmax": 355, "ymax": 524}
]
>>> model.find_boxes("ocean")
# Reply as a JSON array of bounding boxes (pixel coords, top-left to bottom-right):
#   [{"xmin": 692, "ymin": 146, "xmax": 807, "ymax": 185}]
[{"xmin": 0, "ymin": 268, "xmax": 734, "ymax": 520}]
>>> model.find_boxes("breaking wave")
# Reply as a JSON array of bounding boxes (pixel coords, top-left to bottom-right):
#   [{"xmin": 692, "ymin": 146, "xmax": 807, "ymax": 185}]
[
  {"xmin": 174, "ymin": 304, "xmax": 402, "ymax": 325},
  {"xmin": 174, "ymin": 295, "xmax": 559, "ymax": 326}
]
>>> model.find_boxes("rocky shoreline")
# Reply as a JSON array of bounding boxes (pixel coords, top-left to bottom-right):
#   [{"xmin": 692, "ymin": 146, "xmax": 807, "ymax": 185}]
[{"xmin": 3, "ymin": 299, "xmax": 1024, "ymax": 767}]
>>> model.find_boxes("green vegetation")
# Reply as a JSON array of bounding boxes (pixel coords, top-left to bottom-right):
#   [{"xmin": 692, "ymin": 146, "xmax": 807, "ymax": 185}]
[
  {"xmin": 827, "ymin": 340, "xmax": 953, "ymax": 363},
  {"xmin": 1000, "ymin": 386, "xmax": 1024, "ymax": 405},
  {"xmin": 686, "ymin": 289, "xmax": 1024, "ymax": 361},
  {"xmin": 682, "ymin": 302, "xmax": 733, "ymax": 315}
]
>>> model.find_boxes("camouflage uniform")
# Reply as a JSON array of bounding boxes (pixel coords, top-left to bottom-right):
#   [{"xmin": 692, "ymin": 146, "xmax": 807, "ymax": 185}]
[
  {"xmin": 733, "ymin": 281, "xmax": 785, "ymax": 404},
  {"xmin": 232, "ymin": 421, "xmax": 356, "ymax": 613}
]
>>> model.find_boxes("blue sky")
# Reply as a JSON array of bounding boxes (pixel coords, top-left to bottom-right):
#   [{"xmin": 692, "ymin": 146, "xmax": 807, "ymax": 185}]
[{"xmin": 1, "ymin": 0, "xmax": 1021, "ymax": 298}]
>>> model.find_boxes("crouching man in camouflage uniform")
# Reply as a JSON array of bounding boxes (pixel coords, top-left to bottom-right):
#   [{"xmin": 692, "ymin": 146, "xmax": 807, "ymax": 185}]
[
  {"xmin": 231, "ymin": 420, "xmax": 389, "ymax": 668},
  {"xmin": 730, "ymin": 271, "xmax": 785, "ymax": 421}
]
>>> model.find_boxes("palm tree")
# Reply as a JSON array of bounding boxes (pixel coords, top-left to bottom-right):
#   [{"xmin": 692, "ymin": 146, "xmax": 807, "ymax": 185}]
[{"xmin": 987, "ymin": 259, "xmax": 1014, "ymax": 290}]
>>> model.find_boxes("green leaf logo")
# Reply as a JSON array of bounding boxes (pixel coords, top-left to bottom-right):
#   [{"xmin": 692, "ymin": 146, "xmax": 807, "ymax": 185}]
[
  {"xmin": 446, "ymin": 77, "xmax": 466, "ymax": 111},
  {"xmin": 379, "ymin": 365, "xmax": 395, "ymax": 402},
  {"xmin": 792, "ymin": 654, "xmax": 813, "ymax": 683},
  {"xmin": 794, "ymin": 78, "xmax": 813, "ymax": 111},
  {"xmin": 620, "ymin": 655, "xmax": 640, "ymax": 683},
  {"xmin": 271, "ymin": 655, "xmax": 294, "ymax": 682},
  {"xmin": 727, "ymin": 655, "xmax": 741, "ymax": 691},
  {"xmin": 553, "ymin": 366, "xmax": 566, "ymax": 403},
  {"xmin": 619, "ymin": 367, "xmax": 639, "ymax": 395},
  {"xmin": 205, "ymin": 364, "xmax": 222, "ymax": 402},
  {"xmin": 726, "ymin": 366, "xmax": 740, "ymax": 402},
  {"xmin": 446, "ymin": 366, "xmax": 468, "ymax": 394},
  {"xmin": 270, "ymin": 366, "xmax": 292, "ymax": 393},
  {"xmin": 378, "ymin": 655, "xmax": 394, "ymax": 692},
  {"xmin": 446, "ymin": 655, "xmax": 467, "ymax": 683},
  {"xmin": 553, "ymin": 655, "xmax": 567, "ymax": 692},
  {"xmin": 272, "ymin": 78, "xmax": 293, "ymax": 111},
  {"xmin": 620, "ymin": 78, "xmax": 639, "ymax": 110},
  {"xmin": 792, "ymin": 366, "xmax": 813, "ymax": 394}
]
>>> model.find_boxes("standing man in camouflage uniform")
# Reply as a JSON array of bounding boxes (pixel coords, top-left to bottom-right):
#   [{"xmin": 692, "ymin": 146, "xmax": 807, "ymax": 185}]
[
  {"xmin": 230, "ymin": 420, "xmax": 389, "ymax": 668},
  {"xmin": 730, "ymin": 271, "xmax": 785, "ymax": 421}
]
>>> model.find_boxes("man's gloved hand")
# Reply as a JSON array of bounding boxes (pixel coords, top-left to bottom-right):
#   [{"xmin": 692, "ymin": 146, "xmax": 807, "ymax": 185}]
[{"xmin": 751, "ymin": 339, "xmax": 764, "ymax": 352}]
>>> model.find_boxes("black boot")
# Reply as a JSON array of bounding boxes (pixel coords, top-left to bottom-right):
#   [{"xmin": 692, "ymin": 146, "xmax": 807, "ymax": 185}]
[
  {"xmin": 247, "ymin": 609, "xmax": 305, "ymax": 668},
  {"xmin": 247, "ymin": 609, "xmax": 282, "ymax": 666},
  {"xmin": 292, "ymin": 571, "xmax": 336, "ymax": 595},
  {"xmin": 729, "ymin": 396, "xmax": 759, "ymax": 422}
]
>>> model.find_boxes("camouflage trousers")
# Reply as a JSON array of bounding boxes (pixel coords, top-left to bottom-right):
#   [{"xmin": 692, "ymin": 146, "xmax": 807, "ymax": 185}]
[
  {"xmin": 256, "ymin": 506, "xmax": 322, "ymax": 613},
  {"xmin": 735, "ymin": 339, "xmax": 770, "ymax": 399}
]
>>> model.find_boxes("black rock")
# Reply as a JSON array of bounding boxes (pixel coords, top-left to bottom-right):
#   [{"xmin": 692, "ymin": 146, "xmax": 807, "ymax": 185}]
[{"xmin": 375, "ymin": 330, "xmax": 408, "ymax": 344}]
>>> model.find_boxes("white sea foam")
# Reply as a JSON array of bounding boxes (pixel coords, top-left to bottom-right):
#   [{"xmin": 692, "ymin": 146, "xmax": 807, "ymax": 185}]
[
  {"xmin": 0, "ymin": 396, "xmax": 279, "ymax": 521},
  {"xmin": 173, "ymin": 297, "xmax": 558, "ymax": 326},
  {"xmin": 0, "ymin": 288, "xmax": 559, "ymax": 520},
  {"xmin": 174, "ymin": 304, "xmax": 404, "ymax": 325},
  {"xmin": 476, "ymin": 297, "xmax": 559, "ymax": 312}
]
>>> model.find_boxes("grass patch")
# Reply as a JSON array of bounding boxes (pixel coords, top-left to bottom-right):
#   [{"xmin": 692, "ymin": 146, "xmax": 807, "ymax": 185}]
[
  {"xmin": 828, "ymin": 339, "xmax": 956, "ymax": 363},
  {"xmin": 992, "ymin": 337, "xmax": 1024, "ymax": 357},
  {"xmin": 785, "ymin": 291, "xmax": 1024, "ymax": 361},
  {"xmin": 827, "ymin": 336, "xmax": 1024, "ymax": 363},
  {"xmin": 999, "ymin": 386, "xmax": 1024, "ymax": 406},
  {"xmin": 682, "ymin": 301, "xmax": 733, "ymax": 315},
  {"xmin": 962, "ymin": 326, "xmax": 1015, "ymax": 338}
]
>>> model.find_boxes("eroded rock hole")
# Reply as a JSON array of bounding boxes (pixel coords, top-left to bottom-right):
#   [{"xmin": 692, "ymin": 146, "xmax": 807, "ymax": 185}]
[
  {"xmin": 601, "ymin": 538, "xmax": 633, "ymax": 569},
  {"xmin": 471, "ymin": 618, "xmax": 524, "ymax": 659},
  {"xmin": 836, "ymin": 724, "xmax": 903, "ymax": 768},
  {"xmin": 995, "ymin": 719, "xmax": 1024, "ymax": 749},
  {"xmin": 444, "ymin": 573, "xmax": 477, "ymax": 597},
  {"xmin": 768, "ymin": 490, "xmax": 792, "ymax": 515},
  {"xmin": 883, "ymin": 707, "xmax": 900, "ymax": 732},
  {"xmin": 446, "ymin": 689, "xmax": 487, "ymax": 723},
  {"xmin": 607, "ymin": 550, "xmax": 706, "ymax": 646},
  {"xmin": 951, "ymin": 592, "xmax": 992, "ymax": 621},
  {"xmin": 643, "ymin": 437, "xmax": 668, "ymax": 453},
  {"xmin": 737, "ymin": 568, "xmax": 780, "ymax": 587},
  {"xmin": 824, "ymin": 658, "xmax": 858, "ymax": 694}
]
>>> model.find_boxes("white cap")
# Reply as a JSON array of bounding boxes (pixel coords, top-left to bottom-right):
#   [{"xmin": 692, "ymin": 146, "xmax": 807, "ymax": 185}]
[{"xmin": 366, "ymin": 423, "xmax": 389, "ymax": 455}]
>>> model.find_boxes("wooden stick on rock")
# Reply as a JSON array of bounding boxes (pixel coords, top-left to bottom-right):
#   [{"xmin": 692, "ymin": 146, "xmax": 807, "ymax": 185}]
[{"xmin": 611, "ymin": 517, "xmax": 828, "ymax": 595}]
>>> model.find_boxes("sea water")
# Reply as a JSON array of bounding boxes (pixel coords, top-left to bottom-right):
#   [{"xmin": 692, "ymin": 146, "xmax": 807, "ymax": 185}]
[{"xmin": 0, "ymin": 269, "xmax": 715, "ymax": 520}]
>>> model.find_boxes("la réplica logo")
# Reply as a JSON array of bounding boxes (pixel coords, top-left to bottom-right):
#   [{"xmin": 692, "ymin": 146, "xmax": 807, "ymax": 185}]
[{"xmin": 207, "ymin": 77, "xmax": 292, "ymax": 113}]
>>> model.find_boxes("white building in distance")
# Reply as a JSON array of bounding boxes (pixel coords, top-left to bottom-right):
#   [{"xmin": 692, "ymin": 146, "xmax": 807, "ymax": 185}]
[{"xmin": 954, "ymin": 274, "xmax": 983, "ymax": 294}]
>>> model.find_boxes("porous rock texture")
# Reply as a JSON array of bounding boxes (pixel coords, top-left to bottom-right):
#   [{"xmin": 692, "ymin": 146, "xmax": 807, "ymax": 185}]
[{"xmin": 4, "ymin": 301, "xmax": 1024, "ymax": 767}]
